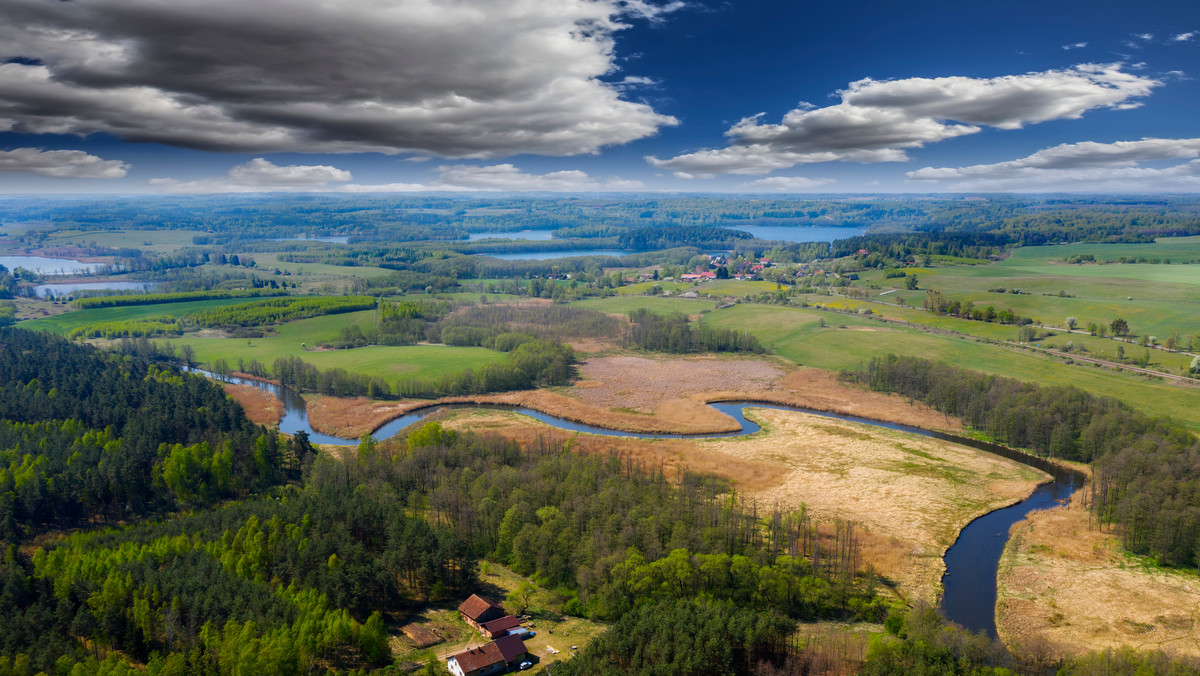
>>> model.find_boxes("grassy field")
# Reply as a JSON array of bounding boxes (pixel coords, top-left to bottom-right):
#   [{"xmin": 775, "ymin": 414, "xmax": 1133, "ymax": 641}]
[
  {"xmin": 804, "ymin": 294, "xmax": 1194, "ymax": 373},
  {"xmin": 158, "ymin": 311, "xmax": 507, "ymax": 386},
  {"xmin": 859, "ymin": 238, "xmax": 1200, "ymax": 339},
  {"xmin": 20, "ymin": 297, "xmax": 264, "ymax": 334},
  {"xmin": 699, "ymin": 303, "xmax": 1200, "ymax": 431}
]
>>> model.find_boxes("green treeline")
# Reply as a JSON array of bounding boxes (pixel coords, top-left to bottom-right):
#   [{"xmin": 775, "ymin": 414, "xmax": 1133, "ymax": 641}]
[
  {"xmin": 0, "ymin": 328, "xmax": 295, "ymax": 542},
  {"xmin": 555, "ymin": 599, "xmax": 795, "ymax": 675},
  {"xmin": 73, "ymin": 288, "xmax": 286, "ymax": 309},
  {"xmin": 626, "ymin": 308, "xmax": 765, "ymax": 354},
  {"xmin": 67, "ymin": 317, "xmax": 182, "ymax": 340},
  {"xmin": 185, "ymin": 295, "xmax": 376, "ymax": 328},
  {"xmin": 845, "ymin": 354, "xmax": 1200, "ymax": 568},
  {"xmin": 618, "ymin": 225, "xmax": 754, "ymax": 250}
]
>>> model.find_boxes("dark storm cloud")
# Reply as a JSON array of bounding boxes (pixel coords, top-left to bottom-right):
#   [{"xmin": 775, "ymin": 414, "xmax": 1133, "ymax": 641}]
[{"xmin": 0, "ymin": 0, "xmax": 679, "ymax": 157}]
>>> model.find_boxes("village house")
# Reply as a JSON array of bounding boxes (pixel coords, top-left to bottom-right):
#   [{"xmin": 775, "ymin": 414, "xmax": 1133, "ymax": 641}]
[
  {"xmin": 447, "ymin": 635, "xmax": 530, "ymax": 676},
  {"xmin": 458, "ymin": 594, "xmax": 506, "ymax": 633}
]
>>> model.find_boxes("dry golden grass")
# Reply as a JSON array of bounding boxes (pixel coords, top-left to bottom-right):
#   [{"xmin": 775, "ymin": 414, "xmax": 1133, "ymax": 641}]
[
  {"xmin": 436, "ymin": 410, "xmax": 785, "ymax": 494},
  {"xmin": 997, "ymin": 496, "xmax": 1200, "ymax": 660},
  {"xmin": 697, "ymin": 409, "xmax": 1045, "ymax": 603},
  {"xmin": 222, "ymin": 382, "xmax": 282, "ymax": 425},
  {"xmin": 304, "ymin": 357, "xmax": 963, "ymax": 440},
  {"xmin": 306, "ymin": 395, "xmax": 431, "ymax": 438}
]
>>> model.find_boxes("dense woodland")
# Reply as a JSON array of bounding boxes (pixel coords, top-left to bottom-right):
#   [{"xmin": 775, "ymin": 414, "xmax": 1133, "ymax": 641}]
[
  {"xmin": 846, "ymin": 355, "xmax": 1200, "ymax": 568},
  {"xmin": 0, "ymin": 327, "xmax": 885, "ymax": 673},
  {"xmin": 0, "ymin": 329, "xmax": 298, "ymax": 542},
  {"xmin": 626, "ymin": 308, "xmax": 765, "ymax": 354}
]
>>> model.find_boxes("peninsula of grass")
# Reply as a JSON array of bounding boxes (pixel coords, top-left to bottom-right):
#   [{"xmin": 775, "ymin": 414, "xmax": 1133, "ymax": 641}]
[{"xmin": 159, "ymin": 311, "xmax": 507, "ymax": 387}]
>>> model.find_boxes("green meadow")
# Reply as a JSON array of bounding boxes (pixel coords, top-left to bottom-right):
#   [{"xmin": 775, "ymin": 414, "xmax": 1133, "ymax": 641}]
[
  {"xmin": 858, "ymin": 239, "xmax": 1200, "ymax": 340},
  {"xmin": 699, "ymin": 303, "xmax": 1200, "ymax": 431},
  {"xmin": 158, "ymin": 310, "xmax": 506, "ymax": 386},
  {"xmin": 21, "ymin": 297, "xmax": 262, "ymax": 334}
]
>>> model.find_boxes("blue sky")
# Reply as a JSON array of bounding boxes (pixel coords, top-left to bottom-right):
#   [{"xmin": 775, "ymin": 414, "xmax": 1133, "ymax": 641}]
[{"xmin": 1, "ymin": 0, "xmax": 1198, "ymax": 194}]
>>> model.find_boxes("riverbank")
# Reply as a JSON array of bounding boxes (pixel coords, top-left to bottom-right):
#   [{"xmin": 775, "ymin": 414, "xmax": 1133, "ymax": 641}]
[
  {"xmin": 303, "ymin": 360, "xmax": 964, "ymax": 440},
  {"xmin": 997, "ymin": 495, "xmax": 1200, "ymax": 661}
]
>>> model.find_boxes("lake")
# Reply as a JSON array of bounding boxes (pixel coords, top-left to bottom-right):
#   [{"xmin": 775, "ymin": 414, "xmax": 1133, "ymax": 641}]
[
  {"xmin": 34, "ymin": 281, "xmax": 161, "ymax": 297},
  {"xmin": 483, "ymin": 249, "xmax": 627, "ymax": 260},
  {"xmin": 729, "ymin": 225, "xmax": 867, "ymax": 242},
  {"xmin": 0, "ymin": 255, "xmax": 100, "ymax": 275},
  {"xmin": 467, "ymin": 230, "xmax": 555, "ymax": 241}
]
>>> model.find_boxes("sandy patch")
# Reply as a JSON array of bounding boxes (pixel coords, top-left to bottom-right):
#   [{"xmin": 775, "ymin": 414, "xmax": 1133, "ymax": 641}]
[
  {"xmin": 997, "ymin": 496, "xmax": 1200, "ymax": 660},
  {"xmin": 222, "ymin": 382, "xmax": 283, "ymax": 425},
  {"xmin": 699, "ymin": 408, "xmax": 1046, "ymax": 603}
]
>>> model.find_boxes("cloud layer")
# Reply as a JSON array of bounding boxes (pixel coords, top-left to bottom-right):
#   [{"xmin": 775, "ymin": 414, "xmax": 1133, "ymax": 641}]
[
  {"xmin": 648, "ymin": 64, "xmax": 1159, "ymax": 176},
  {"xmin": 0, "ymin": 0, "xmax": 678, "ymax": 157},
  {"xmin": 906, "ymin": 137, "xmax": 1200, "ymax": 191},
  {"xmin": 0, "ymin": 147, "xmax": 128, "ymax": 178},
  {"xmin": 152, "ymin": 160, "xmax": 641, "ymax": 193}
]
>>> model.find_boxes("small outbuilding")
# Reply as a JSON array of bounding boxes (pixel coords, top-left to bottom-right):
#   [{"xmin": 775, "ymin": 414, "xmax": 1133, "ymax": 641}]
[
  {"xmin": 458, "ymin": 594, "xmax": 506, "ymax": 633},
  {"xmin": 480, "ymin": 614, "xmax": 521, "ymax": 639}
]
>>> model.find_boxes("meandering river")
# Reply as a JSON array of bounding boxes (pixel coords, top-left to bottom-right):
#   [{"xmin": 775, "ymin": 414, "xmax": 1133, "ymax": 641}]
[{"xmin": 204, "ymin": 369, "xmax": 1082, "ymax": 637}]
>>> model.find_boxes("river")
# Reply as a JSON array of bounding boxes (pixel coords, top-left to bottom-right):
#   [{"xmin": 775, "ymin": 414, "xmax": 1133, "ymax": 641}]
[{"xmin": 203, "ymin": 369, "xmax": 1082, "ymax": 637}]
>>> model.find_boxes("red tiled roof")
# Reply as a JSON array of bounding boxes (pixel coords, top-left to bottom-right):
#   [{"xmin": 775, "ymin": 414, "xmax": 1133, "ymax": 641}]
[
  {"xmin": 482, "ymin": 615, "xmax": 520, "ymax": 635},
  {"xmin": 458, "ymin": 594, "xmax": 501, "ymax": 622},
  {"xmin": 451, "ymin": 643, "xmax": 504, "ymax": 673},
  {"xmin": 494, "ymin": 635, "xmax": 528, "ymax": 664}
]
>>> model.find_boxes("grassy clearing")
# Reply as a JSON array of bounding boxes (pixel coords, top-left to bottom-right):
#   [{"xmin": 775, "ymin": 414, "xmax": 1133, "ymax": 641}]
[
  {"xmin": 408, "ymin": 561, "xmax": 607, "ymax": 673},
  {"xmin": 20, "ymin": 297, "xmax": 263, "ymax": 334},
  {"xmin": 700, "ymin": 303, "xmax": 1200, "ymax": 430},
  {"xmin": 572, "ymin": 295, "xmax": 718, "ymax": 315},
  {"xmin": 157, "ymin": 311, "xmax": 507, "ymax": 386},
  {"xmin": 997, "ymin": 498, "xmax": 1200, "ymax": 660}
]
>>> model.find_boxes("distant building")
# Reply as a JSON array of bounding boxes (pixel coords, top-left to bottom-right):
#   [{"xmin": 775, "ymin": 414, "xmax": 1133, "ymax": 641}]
[
  {"xmin": 447, "ymin": 635, "xmax": 529, "ymax": 676},
  {"xmin": 458, "ymin": 594, "xmax": 506, "ymax": 633}
]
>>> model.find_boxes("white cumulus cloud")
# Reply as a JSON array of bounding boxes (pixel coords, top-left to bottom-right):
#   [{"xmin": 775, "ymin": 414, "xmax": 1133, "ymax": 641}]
[
  {"xmin": 647, "ymin": 64, "xmax": 1160, "ymax": 176},
  {"xmin": 906, "ymin": 137, "xmax": 1200, "ymax": 191},
  {"xmin": 1174, "ymin": 32, "xmax": 1196, "ymax": 42},
  {"xmin": 0, "ymin": 0, "xmax": 679, "ymax": 157},
  {"xmin": 1062, "ymin": 42, "xmax": 1088, "ymax": 50},
  {"xmin": 0, "ymin": 147, "xmax": 128, "ymax": 178},
  {"xmin": 152, "ymin": 158, "xmax": 353, "ymax": 193}
]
